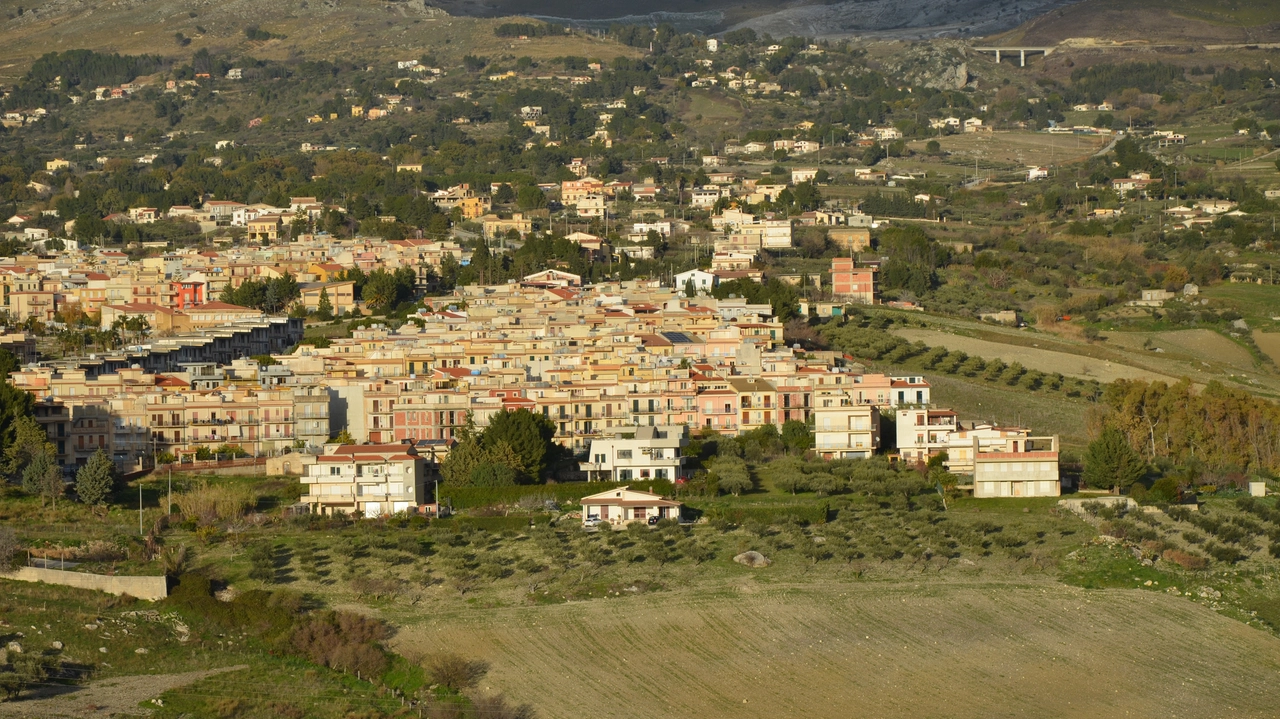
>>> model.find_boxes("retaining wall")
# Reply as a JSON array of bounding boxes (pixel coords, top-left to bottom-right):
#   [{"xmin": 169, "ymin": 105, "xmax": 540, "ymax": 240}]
[{"xmin": 2, "ymin": 566, "xmax": 168, "ymax": 600}]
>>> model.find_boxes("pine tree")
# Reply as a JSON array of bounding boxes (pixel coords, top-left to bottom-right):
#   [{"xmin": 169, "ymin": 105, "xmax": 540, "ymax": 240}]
[
  {"xmin": 75, "ymin": 448, "xmax": 117, "ymax": 511},
  {"xmin": 22, "ymin": 451, "xmax": 63, "ymax": 508},
  {"xmin": 1083, "ymin": 428, "xmax": 1146, "ymax": 492},
  {"xmin": 316, "ymin": 288, "xmax": 334, "ymax": 321}
]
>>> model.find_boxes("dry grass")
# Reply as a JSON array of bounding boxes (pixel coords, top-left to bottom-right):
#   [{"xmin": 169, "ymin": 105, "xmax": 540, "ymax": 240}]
[{"xmin": 173, "ymin": 480, "xmax": 256, "ymax": 524}]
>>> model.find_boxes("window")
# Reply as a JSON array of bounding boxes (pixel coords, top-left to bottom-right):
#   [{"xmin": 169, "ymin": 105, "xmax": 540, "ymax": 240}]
[
  {"xmin": 330, "ymin": 466, "xmax": 340, "ymax": 475},
  {"xmin": 617, "ymin": 450, "xmax": 632, "ymax": 459},
  {"xmin": 618, "ymin": 469, "xmax": 632, "ymax": 480}
]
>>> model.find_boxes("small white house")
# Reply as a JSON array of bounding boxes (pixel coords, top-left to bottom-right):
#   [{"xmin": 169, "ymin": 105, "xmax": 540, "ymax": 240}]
[
  {"xmin": 580, "ymin": 486, "xmax": 682, "ymax": 525},
  {"xmin": 675, "ymin": 269, "xmax": 718, "ymax": 295}
]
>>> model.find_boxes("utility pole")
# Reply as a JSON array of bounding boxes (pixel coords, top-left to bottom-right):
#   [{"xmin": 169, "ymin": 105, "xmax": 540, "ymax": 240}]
[{"xmin": 139, "ymin": 480, "xmax": 144, "ymax": 536}]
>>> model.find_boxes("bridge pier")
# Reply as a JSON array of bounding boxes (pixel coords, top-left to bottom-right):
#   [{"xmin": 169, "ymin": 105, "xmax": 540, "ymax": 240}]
[{"xmin": 974, "ymin": 46, "xmax": 1054, "ymax": 68}]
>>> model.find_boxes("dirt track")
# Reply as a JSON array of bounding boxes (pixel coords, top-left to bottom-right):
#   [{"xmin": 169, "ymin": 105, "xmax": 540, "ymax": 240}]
[
  {"xmin": 0, "ymin": 665, "xmax": 249, "ymax": 718},
  {"xmin": 393, "ymin": 581, "xmax": 1280, "ymax": 719}
]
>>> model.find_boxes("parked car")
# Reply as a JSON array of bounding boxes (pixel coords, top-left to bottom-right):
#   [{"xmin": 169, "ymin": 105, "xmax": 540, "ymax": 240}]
[
  {"xmin": 647, "ymin": 515, "xmax": 660, "ymax": 526},
  {"xmin": 583, "ymin": 516, "xmax": 601, "ymax": 528}
]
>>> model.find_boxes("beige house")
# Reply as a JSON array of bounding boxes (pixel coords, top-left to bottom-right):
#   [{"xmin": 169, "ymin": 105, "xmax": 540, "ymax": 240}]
[
  {"xmin": 301, "ymin": 443, "xmax": 427, "ymax": 517},
  {"xmin": 300, "ymin": 281, "xmax": 356, "ymax": 316},
  {"xmin": 580, "ymin": 486, "xmax": 682, "ymax": 525},
  {"xmin": 247, "ymin": 214, "xmax": 285, "ymax": 243},
  {"xmin": 100, "ymin": 302, "xmax": 185, "ymax": 333},
  {"xmin": 481, "ymin": 213, "xmax": 533, "ymax": 240}
]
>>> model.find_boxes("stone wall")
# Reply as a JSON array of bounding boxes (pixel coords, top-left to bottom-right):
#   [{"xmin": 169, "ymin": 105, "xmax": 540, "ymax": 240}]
[{"xmin": 2, "ymin": 567, "xmax": 168, "ymax": 600}]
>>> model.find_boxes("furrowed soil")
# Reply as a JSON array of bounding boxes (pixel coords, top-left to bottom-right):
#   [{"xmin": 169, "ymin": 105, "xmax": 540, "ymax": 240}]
[{"xmin": 393, "ymin": 579, "xmax": 1280, "ymax": 719}]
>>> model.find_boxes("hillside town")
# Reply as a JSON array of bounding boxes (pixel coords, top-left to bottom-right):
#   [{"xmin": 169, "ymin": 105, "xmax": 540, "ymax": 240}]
[{"xmin": 1, "ymin": 208, "xmax": 1061, "ymax": 517}]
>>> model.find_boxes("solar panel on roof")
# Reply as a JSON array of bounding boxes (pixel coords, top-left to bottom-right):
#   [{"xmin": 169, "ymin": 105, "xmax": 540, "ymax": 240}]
[{"xmin": 661, "ymin": 331, "xmax": 694, "ymax": 343}]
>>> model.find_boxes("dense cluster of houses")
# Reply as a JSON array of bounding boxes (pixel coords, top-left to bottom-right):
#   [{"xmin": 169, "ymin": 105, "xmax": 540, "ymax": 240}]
[{"xmin": 4, "ymin": 262, "xmax": 1060, "ymax": 517}]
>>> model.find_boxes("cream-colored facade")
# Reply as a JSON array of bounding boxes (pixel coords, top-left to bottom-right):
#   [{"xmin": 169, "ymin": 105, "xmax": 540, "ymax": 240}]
[
  {"xmin": 972, "ymin": 436, "xmax": 1061, "ymax": 498},
  {"xmin": 812, "ymin": 391, "xmax": 879, "ymax": 459},
  {"xmin": 302, "ymin": 443, "xmax": 426, "ymax": 517}
]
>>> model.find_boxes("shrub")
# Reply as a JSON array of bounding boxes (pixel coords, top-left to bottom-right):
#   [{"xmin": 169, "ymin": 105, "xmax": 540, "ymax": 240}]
[
  {"xmin": 424, "ymin": 653, "xmax": 489, "ymax": 692},
  {"xmin": 247, "ymin": 543, "xmax": 277, "ymax": 582},
  {"xmin": 291, "ymin": 611, "xmax": 389, "ymax": 678},
  {"xmin": 1204, "ymin": 542, "xmax": 1243, "ymax": 563},
  {"xmin": 1162, "ymin": 548, "xmax": 1207, "ymax": 570}
]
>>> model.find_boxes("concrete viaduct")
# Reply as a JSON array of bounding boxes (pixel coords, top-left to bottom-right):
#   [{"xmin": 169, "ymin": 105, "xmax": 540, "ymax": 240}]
[{"xmin": 972, "ymin": 46, "xmax": 1055, "ymax": 67}]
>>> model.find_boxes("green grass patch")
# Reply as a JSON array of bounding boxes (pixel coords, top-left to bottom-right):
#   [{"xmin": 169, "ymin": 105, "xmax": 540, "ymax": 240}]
[{"xmin": 1059, "ymin": 543, "xmax": 1179, "ymax": 590}]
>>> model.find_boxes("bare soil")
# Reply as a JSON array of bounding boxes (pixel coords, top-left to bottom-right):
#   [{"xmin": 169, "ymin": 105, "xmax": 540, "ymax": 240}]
[
  {"xmin": 1255, "ymin": 332, "xmax": 1280, "ymax": 366},
  {"xmin": 393, "ymin": 581, "xmax": 1280, "ymax": 719}
]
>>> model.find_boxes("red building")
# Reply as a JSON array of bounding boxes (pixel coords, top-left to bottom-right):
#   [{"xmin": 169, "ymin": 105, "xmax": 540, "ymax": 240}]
[
  {"xmin": 171, "ymin": 280, "xmax": 205, "ymax": 310},
  {"xmin": 831, "ymin": 258, "xmax": 878, "ymax": 305}
]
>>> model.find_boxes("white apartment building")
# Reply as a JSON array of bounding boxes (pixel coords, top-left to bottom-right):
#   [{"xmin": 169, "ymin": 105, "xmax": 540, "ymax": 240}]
[
  {"xmin": 972, "ymin": 435, "xmax": 1061, "ymax": 498},
  {"xmin": 895, "ymin": 408, "xmax": 958, "ymax": 463},
  {"xmin": 302, "ymin": 443, "xmax": 427, "ymax": 517},
  {"xmin": 579, "ymin": 425, "xmax": 687, "ymax": 482},
  {"xmin": 813, "ymin": 392, "xmax": 879, "ymax": 459}
]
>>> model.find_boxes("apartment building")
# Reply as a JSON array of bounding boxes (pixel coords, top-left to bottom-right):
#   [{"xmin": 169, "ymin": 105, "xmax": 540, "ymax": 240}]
[
  {"xmin": 895, "ymin": 408, "xmax": 959, "ymax": 463},
  {"xmin": 812, "ymin": 391, "xmax": 879, "ymax": 459},
  {"xmin": 302, "ymin": 443, "xmax": 428, "ymax": 517},
  {"xmin": 831, "ymin": 258, "xmax": 878, "ymax": 304},
  {"xmin": 972, "ymin": 435, "xmax": 1061, "ymax": 498}
]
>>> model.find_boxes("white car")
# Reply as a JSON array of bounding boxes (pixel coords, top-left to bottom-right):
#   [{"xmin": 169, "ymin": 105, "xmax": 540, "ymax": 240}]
[{"xmin": 582, "ymin": 516, "xmax": 601, "ymax": 528}]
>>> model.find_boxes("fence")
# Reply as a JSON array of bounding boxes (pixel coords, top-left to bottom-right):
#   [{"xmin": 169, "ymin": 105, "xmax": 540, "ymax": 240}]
[
  {"xmin": 3, "ymin": 566, "xmax": 168, "ymax": 600},
  {"xmin": 165, "ymin": 457, "xmax": 268, "ymax": 476}
]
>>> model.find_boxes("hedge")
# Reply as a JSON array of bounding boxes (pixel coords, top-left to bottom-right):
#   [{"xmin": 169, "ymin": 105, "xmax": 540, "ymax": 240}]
[
  {"xmin": 705, "ymin": 502, "xmax": 831, "ymax": 526},
  {"xmin": 440, "ymin": 479, "xmax": 676, "ymax": 510},
  {"xmin": 432, "ymin": 514, "xmax": 552, "ymax": 532}
]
